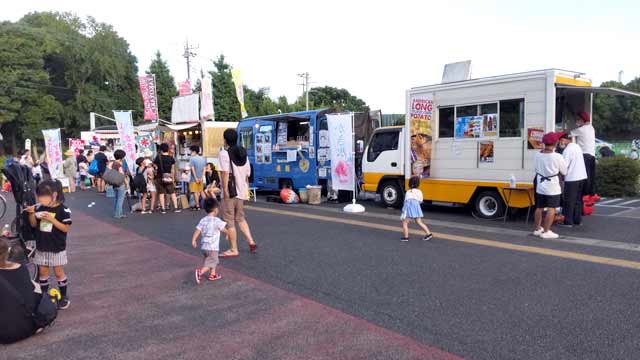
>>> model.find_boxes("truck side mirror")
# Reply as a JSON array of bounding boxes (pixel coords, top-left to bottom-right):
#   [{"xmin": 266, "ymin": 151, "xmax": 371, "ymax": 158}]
[{"xmin": 357, "ymin": 140, "xmax": 364, "ymax": 153}]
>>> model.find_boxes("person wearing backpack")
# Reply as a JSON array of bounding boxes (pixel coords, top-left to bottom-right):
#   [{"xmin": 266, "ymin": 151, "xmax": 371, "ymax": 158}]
[
  {"xmin": 93, "ymin": 146, "xmax": 109, "ymax": 193},
  {"xmin": 133, "ymin": 157, "xmax": 150, "ymax": 214}
]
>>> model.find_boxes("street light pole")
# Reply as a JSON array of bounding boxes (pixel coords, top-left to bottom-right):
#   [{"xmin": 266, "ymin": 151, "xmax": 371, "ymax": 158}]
[{"xmin": 298, "ymin": 72, "xmax": 310, "ymax": 111}]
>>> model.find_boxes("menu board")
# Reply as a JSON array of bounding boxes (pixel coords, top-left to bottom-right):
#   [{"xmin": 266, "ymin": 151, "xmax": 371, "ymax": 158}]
[
  {"xmin": 455, "ymin": 116, "xmax": 483, "ymax": 139},
  {"xmin": 277, "ymin": 122, "xmax": 287, "ymax": 145},
  {"xmin": 482, "ymin": 114, "xmax": 498, "ymax": 137},
  {"xmin": 255, "ymin": 131, "xmax": 273, "ymax": 164}
]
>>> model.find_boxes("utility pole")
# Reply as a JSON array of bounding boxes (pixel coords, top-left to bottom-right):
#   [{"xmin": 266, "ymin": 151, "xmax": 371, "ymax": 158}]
[
  {"xmin": 298, "ymin": 72, "xmax": 310, "ymax": 111},
  {"xmin": 183, "ymin": 39, "xmax": 198, "ymax": 81},
  {"xmin": 618, "ymin": 70, "xmax": 624, "ymax": 84}
]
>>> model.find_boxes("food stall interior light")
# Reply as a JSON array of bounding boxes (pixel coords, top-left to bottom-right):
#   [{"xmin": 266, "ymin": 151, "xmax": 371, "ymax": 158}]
[{"xmin": 188, "ymin": 131, "xmax": 193, "ymax": 135}]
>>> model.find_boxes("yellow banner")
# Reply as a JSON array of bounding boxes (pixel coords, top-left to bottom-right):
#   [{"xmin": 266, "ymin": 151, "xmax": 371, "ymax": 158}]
[{"xmin": 231, "ymin": 69, "xmax": 248, "ymax": 118}]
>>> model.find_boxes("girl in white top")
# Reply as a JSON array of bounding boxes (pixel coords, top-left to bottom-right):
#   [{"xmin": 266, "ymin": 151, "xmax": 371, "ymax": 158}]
[{"xmin": 400, "ymin": 176, "xmax": 433, "ymax": 242}]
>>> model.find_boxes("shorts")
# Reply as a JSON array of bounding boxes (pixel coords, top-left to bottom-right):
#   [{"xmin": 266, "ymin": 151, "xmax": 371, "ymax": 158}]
[
  {"xmin": 223, "ymin": 197, "xmax": 246, "ymax": 227},
  {"xmin": 80, "ymin": 175, "xmax": 87, "ymax": 181},
  {"xmin": 34, "ymin": 250, "xmax": 68, "ymax": 267},
  {"xmin": 189, "ymin": 181, "xmax": 204, "ymax": 193},
  {"xmin": 535, "ymin": 193, "xmax": 561, "ymax": 209},
  {"xmin": 202, "ymin": 250, "xmax": 219, "ymax": 269},
  {"xmin": 155, "ymin": 179, "xmax": 175, "ymax": 194}
]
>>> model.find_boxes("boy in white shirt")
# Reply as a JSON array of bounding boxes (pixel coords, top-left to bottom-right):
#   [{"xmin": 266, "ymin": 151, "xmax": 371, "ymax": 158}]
[
  {"xmin": 533, "ymin": 132, "xmax": 567, "ymax": 239},
  {"xmin": 558, "ymin": 133, "xmax": 588, "ymax": 227},
  {"xmin": 191, "ymin": 198, "xmax": 227, "ymax": 284}
]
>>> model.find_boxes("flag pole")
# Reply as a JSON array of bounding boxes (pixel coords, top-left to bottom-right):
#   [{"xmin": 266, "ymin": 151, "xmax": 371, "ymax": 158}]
[{"xmin": 344, "ymin": 112, "xmax": 365, "ymax": 213}]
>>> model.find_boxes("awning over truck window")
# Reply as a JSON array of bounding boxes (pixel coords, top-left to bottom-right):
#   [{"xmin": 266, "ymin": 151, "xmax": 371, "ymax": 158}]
[{"xmin": 556, "ymin": 85, "xmax": 640, "ymax": 98}]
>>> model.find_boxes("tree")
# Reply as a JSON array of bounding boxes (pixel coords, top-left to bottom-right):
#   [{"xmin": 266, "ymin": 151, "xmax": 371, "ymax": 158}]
[
  {"xmin": 0, "ymin": 21, "xmax": 62, "ymax": 153},
  {"xmin": 294, "ymin": 86, "xmax": 368, "ymax": 112},
  {"xmin": 209, "ymin": 55, "xmax": 240, "ymax": 121},
  {"xmin": 148, "ymin": 51, "xmax": 177, "ymax": 121},
  {"xmin": 593, "ymin": 78, "xmax": 640, "ymax": 138}
]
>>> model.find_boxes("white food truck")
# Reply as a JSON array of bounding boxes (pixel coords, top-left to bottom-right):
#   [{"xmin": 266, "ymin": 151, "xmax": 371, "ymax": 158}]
[{"xmin": 361, "ymin": 68, "xmax": 640, "ymax": 218}]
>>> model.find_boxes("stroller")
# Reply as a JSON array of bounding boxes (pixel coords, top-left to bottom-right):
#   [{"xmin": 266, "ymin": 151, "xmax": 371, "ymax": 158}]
[{"xmin": 2, "ymin": 162, "xmax": 38, "ymax": 279}]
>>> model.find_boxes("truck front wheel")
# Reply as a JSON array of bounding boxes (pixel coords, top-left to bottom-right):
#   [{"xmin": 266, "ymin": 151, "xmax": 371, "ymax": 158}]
[
  {"xmin": 380, "ymin": 180, "xmax": 403, "ymax": 208},
  {"xmin": 473, "ymin": 190, "xmax": 505, "ymax": 219}
]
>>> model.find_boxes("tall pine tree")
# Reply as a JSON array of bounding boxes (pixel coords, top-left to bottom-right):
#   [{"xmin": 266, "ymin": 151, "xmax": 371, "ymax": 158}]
[
  {"xmin": 209, "ymin": 55, "xmax": 240, "ymax": 121},
  {"xmin": 147, "ymin": 51, "xmax": 177, "ymax": 121}
]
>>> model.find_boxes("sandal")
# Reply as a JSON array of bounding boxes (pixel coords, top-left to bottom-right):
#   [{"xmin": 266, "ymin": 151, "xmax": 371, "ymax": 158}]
[
  {"xmin": 208, "ymin": 273, "xmax": 222, "ymax": 281},
  {"xmin": 219, "ymin": 251, "xmax": 239, "ymax": 258}
]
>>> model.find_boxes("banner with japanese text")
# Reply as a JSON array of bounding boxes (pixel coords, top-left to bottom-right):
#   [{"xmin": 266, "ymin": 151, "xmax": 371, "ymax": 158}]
[
  {"xmin": 138, "ymin": 75, "xmax": 158, "ymax": 121},
  {"xmin": 68, "ymin": 138, "xmax": 86, "ymax": 156},
  {"xmin": 200, "ymin": 75, "xmax": 215, "ymax": 121},
  {"xmin": 113, "ymin": 111, "xmax": 137, "ymax": 174},
  {"xmin": 42, "ymin": 129, "xmax": 64, "ymax": 179},
  {"xmin": 327, "ymin": 113, "xmax": 354, "ymax": 191},
  {"xmin": 231, "ymin": 69, "xmax": 248, "ymax": 118},
  {"xmin": 409, "ymin": 94, "xmax": 433, "ymax": 178}
]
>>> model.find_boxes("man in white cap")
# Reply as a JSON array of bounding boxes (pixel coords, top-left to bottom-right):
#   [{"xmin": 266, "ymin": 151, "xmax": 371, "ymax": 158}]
[{"xmin": 571, "ymin": 111, "xmax": 597, "ymax": 201}]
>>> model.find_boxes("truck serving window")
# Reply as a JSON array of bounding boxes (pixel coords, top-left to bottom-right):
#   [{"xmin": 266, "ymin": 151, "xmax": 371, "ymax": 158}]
[
  {"xmin": 367, "ymin": 131, "xmax": 399, "ymax": 162},
  {"xmin": 438, "ymin": 107, "xmax": 454, "ymax": 138},
  {"xmin": 499, "ymin": 99, "xmax": 524, "ymax": 137},
  {"xmin": 240, "ymin": 128, "xmax": 253, "ymax": 149}
]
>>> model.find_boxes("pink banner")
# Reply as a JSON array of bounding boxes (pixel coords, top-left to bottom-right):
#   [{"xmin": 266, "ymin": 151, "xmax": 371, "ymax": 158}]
[
  {"xmin": 179, "ymin": 80, "xmax": 192, "ymax": 96},
  {"xmin": 138, "ymin": 75, "xmax": 158, "ymax": 121},
  {"xmin": 68, "ymin": 138, "xmax": 86, "ymax": 156}
]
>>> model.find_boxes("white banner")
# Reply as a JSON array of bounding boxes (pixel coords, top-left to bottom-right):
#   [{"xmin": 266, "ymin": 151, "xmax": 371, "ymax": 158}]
[
  {"xmin": 200, "ymin": 75, "xmax": 215, "ymax": 121},
  {"xmin": 327, "ymin": 113, "xmax": 354, "ymax": 191},
  {"xmin": 113, "ymin": 111, "xmax": 137, "ymax": 174},
  {"xmin": 171, "ymin": 93, "xmax": 200, "ymax": 123},
  {"xmin": 42, "ymin": 129, "xmax": 64, "ymax": 179}
]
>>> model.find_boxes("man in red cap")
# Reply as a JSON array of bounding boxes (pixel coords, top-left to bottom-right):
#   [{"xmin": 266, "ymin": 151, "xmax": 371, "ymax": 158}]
[
  {"xmin": 570, "ymin": 111, "xmax": 597, "ymax": 200},
  {"xmin": 533, "ymin": 131, "xmax": 567, "ymax": 239}
]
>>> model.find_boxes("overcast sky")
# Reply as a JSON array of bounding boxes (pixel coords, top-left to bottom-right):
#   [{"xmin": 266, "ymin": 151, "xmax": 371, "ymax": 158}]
[{"xmin": 5, "ymin": 0, "xmax": 640, "ymax": 113}]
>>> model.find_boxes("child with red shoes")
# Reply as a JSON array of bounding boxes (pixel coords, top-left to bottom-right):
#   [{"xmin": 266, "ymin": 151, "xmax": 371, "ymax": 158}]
[{"xmin": 191, "ymin": 197, "xmax": 227, "ymax": 284}]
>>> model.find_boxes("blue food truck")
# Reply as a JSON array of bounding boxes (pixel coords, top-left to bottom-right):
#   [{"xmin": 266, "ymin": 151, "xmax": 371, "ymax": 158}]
[{"xmin": 237, "ymin": 109, "xmax": 333, "ymax": 191}]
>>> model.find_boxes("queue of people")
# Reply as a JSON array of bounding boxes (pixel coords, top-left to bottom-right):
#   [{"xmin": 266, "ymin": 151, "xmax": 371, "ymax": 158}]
[{"xmin": 533, "ymin": 112, "xmax": 597, "ymax": 239}]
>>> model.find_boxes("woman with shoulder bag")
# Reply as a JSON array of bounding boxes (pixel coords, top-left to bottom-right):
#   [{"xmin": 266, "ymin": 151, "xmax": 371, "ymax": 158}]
[{"xmin": 153, "ymin": 143, "xmax": 180, "ymax": 214}]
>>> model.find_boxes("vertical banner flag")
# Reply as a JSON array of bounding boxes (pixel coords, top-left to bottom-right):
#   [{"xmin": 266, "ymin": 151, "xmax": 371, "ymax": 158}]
[
  {"xmin": 68, "ymin": 138, "xmax": 86, "ymax": 156},
  {"xmin": 113, "ymin": 111, "xmax": 137, "ymax": 175},
  {"xmin": 171, "ymin": 94, "xmax": 200, "ymax": 123},
  {"xmin": 327, "ymin": 113, "xmax": 354, "ymax": 191},
  {"xmin": 42, "ymin": 129, "xmax": 64, "ymax": 179},
  {"xmin": 179, "ymin": 80, "xmax": 192, "ymax": 96},
  {"xmin": 138, "ymin": 75, "xmax": 158, "ymax": 121},
  {"xmin": 200, "ymin": 75, "xmax": 215, "ymax": 121},
  {"xmin": 231, "ymin": 69, "xmax": 248, "ymax": 118}
]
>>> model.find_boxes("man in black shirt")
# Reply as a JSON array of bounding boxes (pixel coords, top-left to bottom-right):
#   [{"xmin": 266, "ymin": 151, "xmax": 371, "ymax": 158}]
[
  {"xmin": 153, "ymin": 143, "xmax": 179, "ymax": 213},
  {"xmin": 94, "ymin": 146, "xmax": 109, "ymax": 193}
]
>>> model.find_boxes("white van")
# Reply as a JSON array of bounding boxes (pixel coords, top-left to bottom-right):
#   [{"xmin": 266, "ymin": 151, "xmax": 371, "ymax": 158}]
[{"xmin": 362, "ymin": 69, "xmax": 639, "ymax": 218}]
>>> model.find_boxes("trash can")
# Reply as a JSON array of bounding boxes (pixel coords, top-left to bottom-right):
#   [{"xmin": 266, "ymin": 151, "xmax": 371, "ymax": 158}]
[
  {"xmin": 298, "ymin": 188, "xmax": 309, "ymax": 203},
  {"xmin": 307, "ymin": 186, "xmax": 322, "ymax": 205}
]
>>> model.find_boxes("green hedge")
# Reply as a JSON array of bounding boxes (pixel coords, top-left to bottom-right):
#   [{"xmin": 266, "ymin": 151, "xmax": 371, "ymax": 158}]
[{"xmin": 596, "ymin": 157, "xmax": 640, "ymax": 197}]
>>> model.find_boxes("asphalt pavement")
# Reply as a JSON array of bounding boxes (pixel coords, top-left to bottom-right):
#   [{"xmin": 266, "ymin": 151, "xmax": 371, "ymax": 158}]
[{"xmin": 3, "ymin": 190, "xmax": 640, "ymax": 359}]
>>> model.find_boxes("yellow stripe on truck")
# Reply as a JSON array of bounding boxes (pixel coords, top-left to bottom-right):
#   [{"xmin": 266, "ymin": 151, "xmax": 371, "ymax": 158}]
[
  {"xmin": 555, "ymin": 75, "xmax": 592, "ymax": 87},
  {"xmin": 416, "ymin": 178, "xmax": 534, "ymax": 208},
  {"xmin": 362, "ymin": 172, "xmax": 392, "ymax": 192}
]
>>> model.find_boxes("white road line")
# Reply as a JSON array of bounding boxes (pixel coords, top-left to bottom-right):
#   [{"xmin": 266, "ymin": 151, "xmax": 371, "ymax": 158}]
[
  {"xmin": 620, "ymin": 199, "xmax": 640, "ymax": 206},
  {"xmin": 598, "ymin": 198, "xmax": 624, "ymax": 205},
  {"xmin": 595, "ymin": 204, "xmax": 632, "ymax": 209},
  {"xmin": 609, "ymin": 207, "xmax": 640, "ymax": 217}
]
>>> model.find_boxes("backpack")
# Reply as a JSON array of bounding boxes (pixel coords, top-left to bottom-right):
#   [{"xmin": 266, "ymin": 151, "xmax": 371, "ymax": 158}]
[
  {"xmin": 132, "ymin": 169, "xmax": 147, "ymax": 193},
  {"xmin": 88, "ymin": 159, "xmax": 99, "ymax": 176}
]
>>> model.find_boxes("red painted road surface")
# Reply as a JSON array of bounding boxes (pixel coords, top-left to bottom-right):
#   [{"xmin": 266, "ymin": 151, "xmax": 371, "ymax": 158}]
[{"xmin": 2, "ymin": 211, "xmax": 463, "ymax": 360}]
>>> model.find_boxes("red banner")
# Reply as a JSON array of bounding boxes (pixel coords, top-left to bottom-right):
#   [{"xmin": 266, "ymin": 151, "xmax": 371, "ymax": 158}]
[
  {"xmin": 138, "ymin": 75, "xmax": 158, "ymax": 121},
  {"xmin": 178, "ymin": 80, "xmax": 192, "ymax": 96}
]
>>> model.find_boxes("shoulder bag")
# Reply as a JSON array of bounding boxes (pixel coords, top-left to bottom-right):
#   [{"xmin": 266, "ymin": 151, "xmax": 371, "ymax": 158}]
[{"xmin": 159, "ymin": 155, "xmax": 174, "ymax": 184}]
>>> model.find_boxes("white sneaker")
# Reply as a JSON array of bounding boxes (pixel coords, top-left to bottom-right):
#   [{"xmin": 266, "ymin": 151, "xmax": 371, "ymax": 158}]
[
  {"xmin": 532, "ymin": 228, "xmax": 544, "ymax": 237},
  {"xmin": 540, "ymin": 231, "xmax": 559, "ymax": 239}
]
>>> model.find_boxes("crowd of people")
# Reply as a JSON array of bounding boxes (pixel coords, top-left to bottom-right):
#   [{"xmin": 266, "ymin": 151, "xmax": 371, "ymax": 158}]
[
  {"xmin": 532, "ymin": 111, "xmax": 598, "ymax": 239},
  {"xmin": 1, "ymin": 128, "xmax": 260, "ymax": 344}
]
